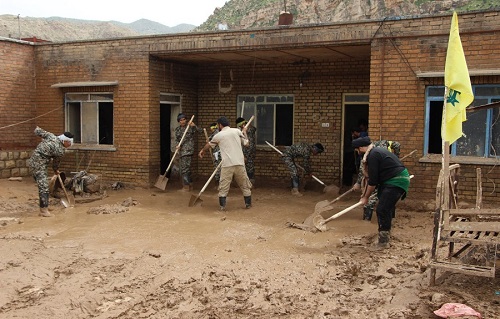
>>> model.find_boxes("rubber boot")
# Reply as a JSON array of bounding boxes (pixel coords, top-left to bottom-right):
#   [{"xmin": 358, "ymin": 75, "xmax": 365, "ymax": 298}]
[
  {"xmin": 363, "ymin": 207, "xmax": 373, "ymax": 221},
  {"xmin": 39, "ymin": 193, "xmax": 52, "ymax": 217},
  {"xmin": 219, "ymin": 197, "xmax": 226, "ymax": 211},
  {"xmin": 291, "ymin": 177, "xmax": 303, "ymax": 197},
  {"xmin": 378, "ymin": 231, "xmax": 390, "ymax": 248},
  {"xmin": 180, "ymin": 175, "xmax": 191, "ymax": 192},
  {"xmin": 244, "ymin": 196, "xmax": 252, "ymax": 209}
]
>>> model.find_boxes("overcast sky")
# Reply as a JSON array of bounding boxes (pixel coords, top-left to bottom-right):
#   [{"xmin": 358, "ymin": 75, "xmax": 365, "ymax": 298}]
[{"xmin": 1, "ymin": 0, "xmax": 229, "ymax": 27}]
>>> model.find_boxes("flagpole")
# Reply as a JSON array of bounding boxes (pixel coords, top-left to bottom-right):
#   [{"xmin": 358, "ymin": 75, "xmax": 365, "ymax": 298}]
[{"xmin": 441, "ymin": 86, "xmax": 450, "ymax": 211}]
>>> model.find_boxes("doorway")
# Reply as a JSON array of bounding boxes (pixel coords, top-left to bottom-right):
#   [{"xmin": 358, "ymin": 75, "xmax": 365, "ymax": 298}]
[
  {"xmin": 340, "ymin": 94, "xmax": 369, "ymax": 187},
  {"xmin": 159, "ymin": 94, "xmax": 181, "ymax": 176}
]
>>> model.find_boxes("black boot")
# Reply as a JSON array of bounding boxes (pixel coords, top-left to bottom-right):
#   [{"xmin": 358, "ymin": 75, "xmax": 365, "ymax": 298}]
[
  {"xmin": 244, "ymin": 196, "xmax": 252, "ymax": 209},
  {"xmin": 363, "ymin": 207, "xmax": 373, "ymax": 221},
  {"xmin": 219, "ymin": 197, "xmax": 226, "ymax": 211}
]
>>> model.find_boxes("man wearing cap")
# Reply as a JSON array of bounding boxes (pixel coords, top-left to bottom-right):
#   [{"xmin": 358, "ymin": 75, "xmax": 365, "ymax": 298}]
[
  {"xmin": 199, "ymin": 116, "xmax": 252, "ymax": 211},
  {"xmin": 281, "ymin": 142, "xmax": 324, "ymax": 196},
  {"xmin": 353, "ymin": 138, "xmax": 401, "ymax": 221},
  {"xmin": 236, "ymin": 117, "xmax": 256, "ymax": 184},
  {"xmin": 352, "ymin": 136, "xmax": 410, "ymax": 248},
  {"xmin": 29, "ymin": 126, "xmax": 73, "ymax": 217},
  {"xmin": 175, "ymin": 113, "xmax": 202, "ymax": 191}
]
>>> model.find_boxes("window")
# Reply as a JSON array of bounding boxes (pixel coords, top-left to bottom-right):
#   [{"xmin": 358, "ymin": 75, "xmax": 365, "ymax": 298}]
[
  {"xmin": 65, "ymin": 93, "xmax": 114, "ymax": 145},
  {"xmin": 237, "ymin": 95, "xmax": 294, "ymax": 146},
  {"xmin": 424, "ymin": 85, "xmax": 500, "ymax": 157}
]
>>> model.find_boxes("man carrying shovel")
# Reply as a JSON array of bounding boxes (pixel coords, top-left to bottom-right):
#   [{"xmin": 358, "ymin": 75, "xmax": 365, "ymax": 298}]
[
  {"xmin": 354, "ymin": 138, "xmax": 401, "ymax": 221},
  {"xmin": 352, "ymin": 136, "xmax": 410, "ymax": 248},
  {"xmin": 29, "ymin": 126, "xmax": 73, "ymax": 217},
  {"xmin": 175, "ymin": 113, "xmax": 203, "ymax": 191},
  {"xmin": 282, "ymin": 142, "xmax": 324, "ymax": 196},
  {"xmin": 199, "ymin": 116, "xmax": 252, "ymax": 211}
]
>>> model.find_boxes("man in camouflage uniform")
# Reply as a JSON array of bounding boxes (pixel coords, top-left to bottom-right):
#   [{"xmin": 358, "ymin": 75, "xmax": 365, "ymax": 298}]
[
  {"xmin": 29, "ymin": 126, "xmax": 73, "ymax": 217},
  {"xmin": 354, "ymin": 138, "xmax": 401, "ymax": 221},
  {"xmin": 175, "ymin": 113, "xmax": 202, "ymax": 191},
  {"xmin": 208, "ymin": 122, "xmax": 221, "ymax": 186},
  {"xmin": 281, "ymin": 142, "xmax": 324, "ymax": 196},
  {"xmin": 236, "ymin": 117, "xmax": 256, "ymax": 184}
]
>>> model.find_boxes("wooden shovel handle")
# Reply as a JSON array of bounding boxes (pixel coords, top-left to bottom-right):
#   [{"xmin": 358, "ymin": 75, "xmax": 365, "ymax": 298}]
[
  {"xmin": 321, "ymin": 201, "xmax": 364, "ymax": 225},
  {"xmin": 57, "ymin": 173, "xmax": 72, "ymax": 204},
  {"xmin": 198, "ymin": 161, "xmax": 223, "ymax": 195}
]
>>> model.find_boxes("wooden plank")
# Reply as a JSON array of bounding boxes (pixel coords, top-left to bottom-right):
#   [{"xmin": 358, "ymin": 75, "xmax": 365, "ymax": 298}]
[
  {"xmin": 429, "ymin": 261, "xmax": 495, "ymax": 278},
  {"xmin": 446, "ymin": 222, "xmax": 500, "ymax": 233},
  {"xmin": 447, "ymin": 208, "xmax": 500, "ymax": 216}
]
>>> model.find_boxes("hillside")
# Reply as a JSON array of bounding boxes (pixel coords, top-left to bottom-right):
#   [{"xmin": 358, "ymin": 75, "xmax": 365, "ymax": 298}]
[
  {"xmin": 197, "ymin": 0, "xmax": 500, "ymax": 31},
  {"xmin": 1, "ymin": 0, "xmax": 499, "ymax": 42},
  {"xmin": 0, "ymin": 15, "xmax": 195, "ymax": 42}
]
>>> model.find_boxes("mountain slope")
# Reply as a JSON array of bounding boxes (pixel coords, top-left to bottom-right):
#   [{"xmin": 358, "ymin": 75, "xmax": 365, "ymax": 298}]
[
  {"xmin": 196, "ymin": 0, "xmax": 500, "ymax": 31},
  {"xmin": 1, "ymin": 0, "xmax": 498, "ymax": 42}
]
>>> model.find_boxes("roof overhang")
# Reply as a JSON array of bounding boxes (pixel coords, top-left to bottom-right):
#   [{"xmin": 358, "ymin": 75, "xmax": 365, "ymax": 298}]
[
  {"xmin": 51, "ymin": 81, "xmax": 119, "ymax": 88},
  {"xmin": 150, "ymin": 44, "xmax": 372, "ymax": 65},
  {"xmin": 416, "ymin": 69, "xmax": 500, "ymax": 78}
]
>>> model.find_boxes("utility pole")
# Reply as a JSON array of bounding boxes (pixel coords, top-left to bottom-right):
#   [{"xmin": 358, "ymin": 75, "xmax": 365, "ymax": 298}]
[{"xmin": 17, "ymin": 14, "xmax": 21, "ymax": 40}]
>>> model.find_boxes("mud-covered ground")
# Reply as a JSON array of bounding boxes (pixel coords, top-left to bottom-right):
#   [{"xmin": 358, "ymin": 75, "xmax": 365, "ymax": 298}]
[{"xmin": 0, "ymin": 177, "xmax": 498, "ymax": 318}]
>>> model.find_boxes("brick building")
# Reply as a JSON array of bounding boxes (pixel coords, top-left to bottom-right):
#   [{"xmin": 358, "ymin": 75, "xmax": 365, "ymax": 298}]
[{"xmin": 1, "ymin": 10, "xmax": 499, "ymax": 203}]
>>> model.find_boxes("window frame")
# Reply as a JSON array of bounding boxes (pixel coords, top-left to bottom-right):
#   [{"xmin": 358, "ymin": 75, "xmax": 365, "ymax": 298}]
[
  {"xmin": 237, "ymin": 94, "xmax": 294, "ymax": 146},
  {"xmin": 64, "ymin": 92, "xmax": 114, "ymax": 147},
  {"xmin": 424, "ymin": 85, "xmax": 500, "ymax": 158}
]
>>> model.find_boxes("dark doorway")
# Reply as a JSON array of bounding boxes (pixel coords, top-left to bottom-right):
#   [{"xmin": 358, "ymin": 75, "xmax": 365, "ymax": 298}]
[
  {"xmin": 342, "ymin": 103, "xmax": 369, "ymax": 186},
  {"xmin": 160, "ymin": 104, "xmax": 172, "ymax": 176}
]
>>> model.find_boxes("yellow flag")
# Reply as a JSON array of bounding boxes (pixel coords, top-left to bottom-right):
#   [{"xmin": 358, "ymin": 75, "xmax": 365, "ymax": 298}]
[{"xmin": 441, "ymin": 12, "xmax": 474, "ymax": 144}]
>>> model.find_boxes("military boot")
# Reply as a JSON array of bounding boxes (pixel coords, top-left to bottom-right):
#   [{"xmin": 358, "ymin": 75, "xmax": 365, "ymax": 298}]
[
  {"xmin": 219, "ymin": 197, "xmax": 227, "ymax": 211},
  {"xmin": 363, "ymin": 207, "xmax": 373, "ymax": 221},
  {"xmin": 291, "ymin": 177, "xmax": 303, "ymax": 197},
  {"xmin": 180, "ymin": 175, "xmax": 191, "ymax": 192},
  {"xmin": 39, "ymin": 193, "xmax": 52, "ymax": 217},
  {"xmin": 244, "ymin": 196, "xmax": 252, "ymax": 209}
]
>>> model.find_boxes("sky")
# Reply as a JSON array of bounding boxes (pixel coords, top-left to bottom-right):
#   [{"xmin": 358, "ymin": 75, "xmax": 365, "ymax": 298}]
[{"xmin": 1, "ymin": 0, "xmax": 229, "ymax": 27}]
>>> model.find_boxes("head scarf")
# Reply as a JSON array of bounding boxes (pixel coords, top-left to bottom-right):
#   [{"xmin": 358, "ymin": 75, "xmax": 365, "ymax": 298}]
[{"xmin": 58, "ymin": 132, "xmax": 74, "ymax": 146}]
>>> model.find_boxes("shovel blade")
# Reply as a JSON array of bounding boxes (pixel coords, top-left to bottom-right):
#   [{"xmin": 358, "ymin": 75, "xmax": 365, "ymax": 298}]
[
  {"xmin": 61, "ymin": 193, "xmax": 75, "ymax": 208},
  {"xmin": 154, "ymin": 175, "xmax": 168, "ymax": 190},
  {"xmin": 188, "ymin": 194, "xmax": 203, "ymax": 207},
  {"xmin": 312, "ymin": 215, "xmax": 327, "ymax": 232}
]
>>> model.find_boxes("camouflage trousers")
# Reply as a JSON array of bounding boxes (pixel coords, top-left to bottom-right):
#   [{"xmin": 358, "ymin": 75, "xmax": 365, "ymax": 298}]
[
  {"xmin": 282, "ymin": 156, "xmax": 300, "ymax": 179},
  {"xmin": 365, "ymin": 188, "xmax": 379, "ymax": 210},
  {"xmin": 212, "ymin": 151, "xmax": 221, "ymax": 183},
  {"xmin": 245, "ymin": 155, "xmax": 255, "ymax": 179},
  {"xmin": 29, "ymin": 155, "xmax": 50, "ymax": 195},
  {"xmin": 179, "ymin": 155, "xmax": 193, "ymax": 184}
]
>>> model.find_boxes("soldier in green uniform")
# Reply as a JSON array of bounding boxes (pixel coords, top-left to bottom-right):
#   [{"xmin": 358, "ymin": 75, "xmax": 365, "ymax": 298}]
[
  {"xmin": 236, "ymin": 117, "xmax": 256, "ymax": 185},
  {"xmin": 354, "ymin": 138, "xmax": 401, "ymax": 221},
  {"xmin": 29, "ymin": 126, "xmax": 73, "ymax": 217},
  {"xmin": 282, "ymin": 142, "xmax": 324, "ymax": 196},
  {"xmin": 175, "ymin": 113, "xmax": 203, "ymax": 191}
]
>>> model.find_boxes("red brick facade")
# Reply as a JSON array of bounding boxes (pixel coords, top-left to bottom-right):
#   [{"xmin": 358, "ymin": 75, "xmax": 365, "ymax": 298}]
[{"xmin": 1, "ymin": 11, "xmax": 499, "ymax": 203}]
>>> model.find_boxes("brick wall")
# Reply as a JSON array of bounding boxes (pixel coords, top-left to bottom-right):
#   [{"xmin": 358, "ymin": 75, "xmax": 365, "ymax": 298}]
[
  {"xmin": 2, "ymin": 11, "xmax": 499, "ymax": 203},
  {"xmin": 369, "ymin": 14, "xmax": 500, "ymax": 203},
  {"xmin": 0, "ymin": 40, "xmax": 36, "ymax": 149}
]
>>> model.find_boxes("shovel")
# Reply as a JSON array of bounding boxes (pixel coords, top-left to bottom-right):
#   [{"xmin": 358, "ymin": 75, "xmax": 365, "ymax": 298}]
[
  {"xmin": 57, "ymin": 173, "xmax": 75, "ymax": 208},
  {"xmin": 313, "ymin": 201, "xmax": 364, "ymax": 232},
  {"xmin": 155, "ymin": 115, "xmax": 195, "ymax": 190},
  {"xmin": 189, "ymin": 161, "xmax": 223, "ymax": 207},
  {"xmin": 265, "ymin": 140, "xmax": 328, "ymax": 190},
  {"xmin": 313, "ymin": 187, "xmax": 356, "ymax": 215}
]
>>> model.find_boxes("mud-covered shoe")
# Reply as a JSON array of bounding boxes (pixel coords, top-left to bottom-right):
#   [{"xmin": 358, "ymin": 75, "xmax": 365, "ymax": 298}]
[
  {"xmin": 39, "ymin": 207, "xmax": 52, "ymax": 217},
  {"xmin": 291, "ymin": 188, "xmax": 303, "ymax": 197},
  {"xmin": 378, "ymin": 231, "xmax": 390, "ymax": 244}
]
